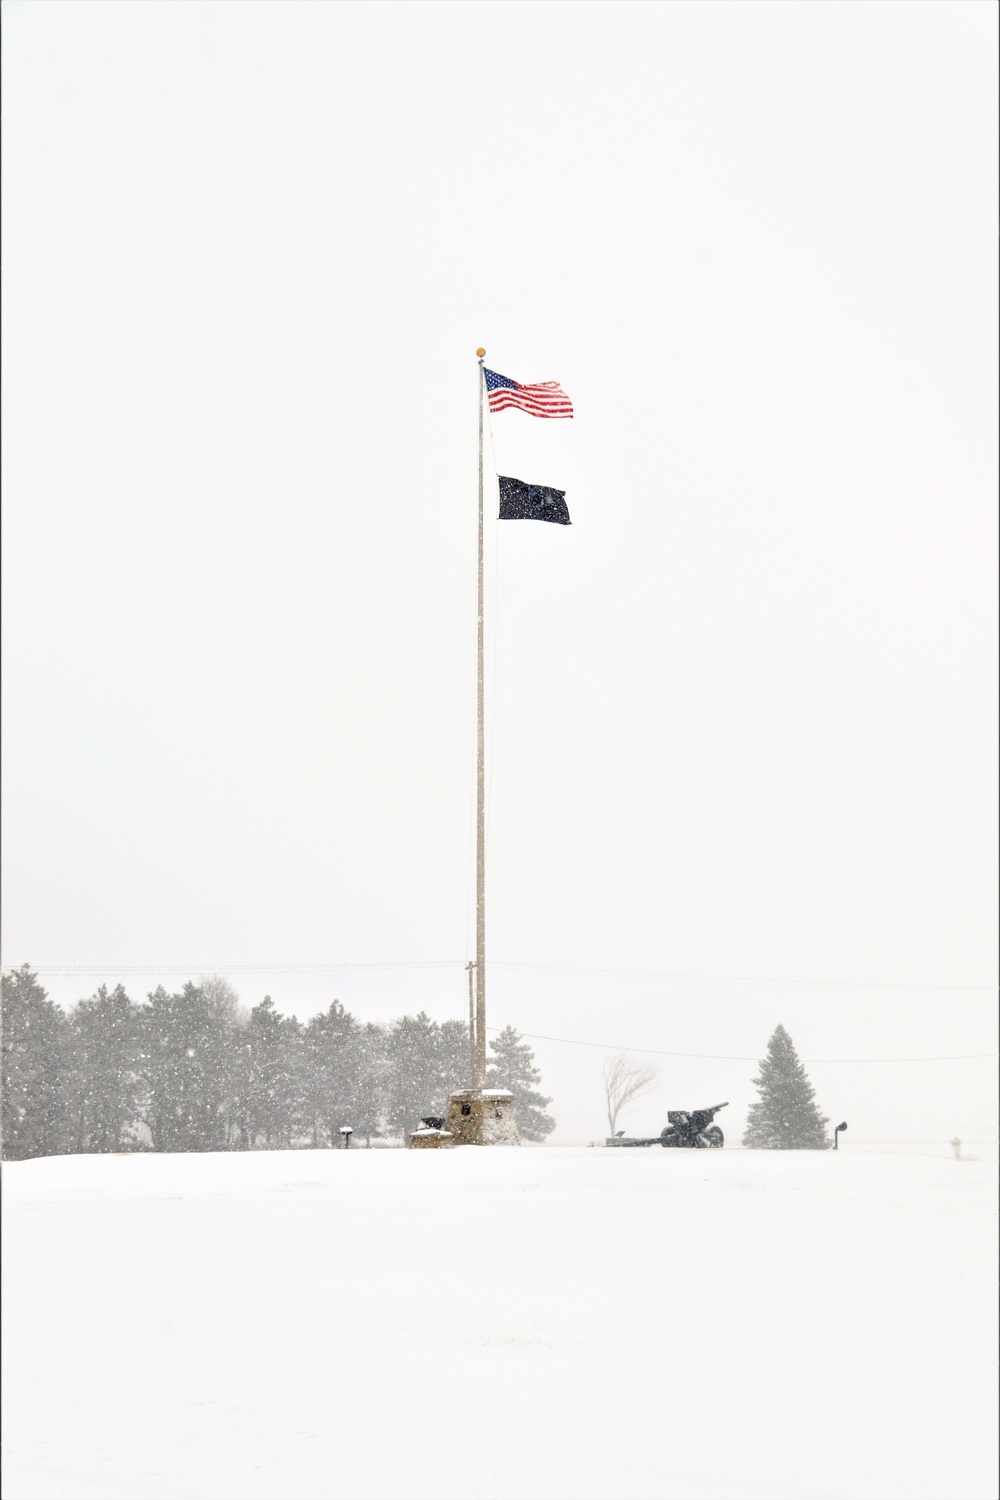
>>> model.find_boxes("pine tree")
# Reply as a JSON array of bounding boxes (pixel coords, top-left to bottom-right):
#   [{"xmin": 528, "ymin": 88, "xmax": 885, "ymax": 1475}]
[
  {"xmin": 231, "ymin": 997, "xmax": 302, "ymax": 1149},
  {"xmin": 68, "ymin": 985, "xmax": 144, "ymax": 1152},
  {"xmin": 1, "ymin": 965, "xmax": 72, "ymax": 1160},
  {"xmin": 486, "ymin": 1025, "xmax": 555, "ymax": 1142},
  {"xmin": 351, "ymin": 1022, "xmax": 389, "ymax": 1145},
  {"xmin": 382, "ymin": 1011, "xmax": 448, "ymax": 1138},
  {"xmin": 436, "ymin": 1019, "xmax": 471, "ymax": 1099},
  {"xmin": 302, "ymin": 1000, "xmax": 369, "ymax": 1147},
  {"xmin": 139, "ymin": 983, "xmax": 240, "ymax": 1152},
  {"xmin": 742, "ymin": 1024, "xmax": 829, "ymax": 1149}
]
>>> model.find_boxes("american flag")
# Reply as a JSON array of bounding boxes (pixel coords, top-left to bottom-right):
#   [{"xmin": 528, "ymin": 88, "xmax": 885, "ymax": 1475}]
[{"xmin": 484, "ymin": 367, "xmax": 574, "ymax": 419}]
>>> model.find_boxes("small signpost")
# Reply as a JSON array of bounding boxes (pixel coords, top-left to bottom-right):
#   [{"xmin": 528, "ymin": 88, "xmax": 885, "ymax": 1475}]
[{"xmin": 339, "ymin": 1126, "xmax": 353, "ymax": 1149}]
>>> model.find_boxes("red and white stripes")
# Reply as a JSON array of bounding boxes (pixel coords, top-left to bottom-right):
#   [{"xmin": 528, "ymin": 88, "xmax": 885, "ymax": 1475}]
[{"xmin": 487, "ymin": 380, "xmax": 574, "ymax": 419}]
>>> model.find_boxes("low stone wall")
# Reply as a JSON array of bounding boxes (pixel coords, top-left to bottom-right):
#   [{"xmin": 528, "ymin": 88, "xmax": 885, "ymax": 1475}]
[{"xmin": 408, "ymin": 1128, "xmax": 455, "ymax": 1149}]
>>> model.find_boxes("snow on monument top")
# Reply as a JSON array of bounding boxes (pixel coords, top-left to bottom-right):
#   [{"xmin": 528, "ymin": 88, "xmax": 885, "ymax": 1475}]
[{"xmin": 449, "ymin": 1088, "xmax": 514, "ymax": 1101}]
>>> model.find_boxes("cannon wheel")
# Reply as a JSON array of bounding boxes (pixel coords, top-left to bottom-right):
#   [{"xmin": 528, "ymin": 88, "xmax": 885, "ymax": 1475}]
[
  {"xmin": 699, "ymin": 1125, "xmax": 724, "ymax": 1148},
  {"xmin": 659, "ymin": 1127, "xmax": 681, "ymax": 1147}
]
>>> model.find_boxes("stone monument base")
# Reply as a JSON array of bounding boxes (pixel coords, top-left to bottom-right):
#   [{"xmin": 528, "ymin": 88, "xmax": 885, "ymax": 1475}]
[{"xmin": 445, "ymin": 1088, "xmax": 519, "ymax": 1146}]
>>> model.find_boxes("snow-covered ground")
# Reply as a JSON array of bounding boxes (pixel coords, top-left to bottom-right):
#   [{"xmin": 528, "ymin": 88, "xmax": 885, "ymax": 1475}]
[{"xmin": 3, "ymin": 1143, "xmax": 996, "ymax": 1500}]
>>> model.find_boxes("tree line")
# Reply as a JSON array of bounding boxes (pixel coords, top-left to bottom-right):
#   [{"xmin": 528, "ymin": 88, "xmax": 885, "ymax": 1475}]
[{"xmin": 0, "ymin": 966, "xmax": 555, "ymax": 1161}]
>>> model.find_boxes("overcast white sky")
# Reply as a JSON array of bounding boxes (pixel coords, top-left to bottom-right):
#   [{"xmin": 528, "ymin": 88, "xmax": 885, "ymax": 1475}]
[{"xmin": 3, "ymin": 0, "xmax": 997, "ymax": 1142}]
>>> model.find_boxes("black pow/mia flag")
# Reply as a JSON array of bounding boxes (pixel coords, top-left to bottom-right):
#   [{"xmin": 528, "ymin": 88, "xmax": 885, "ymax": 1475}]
[{"xmin": 497, "ymin": 474, "xmax": 571, "ymax": 526}]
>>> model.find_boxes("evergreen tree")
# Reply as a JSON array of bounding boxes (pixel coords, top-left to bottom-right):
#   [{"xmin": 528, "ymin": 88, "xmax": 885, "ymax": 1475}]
[
  {"xmin": 302, "ymin": 1000, "xmax": 380, "ymax": 1146},
  {"xmin": 437, "ymin": 1018, "xmax": 471, "ymax": 1099},
  {"xmin": 201, "ymin": 977, "xmax": 250, "ymax": 1148},
  {"xmin": 351, "ymin": 1022, "xmax": 389, "ymax": 1145},
  {"xmin": 139, "ymin": 982, "xmax": 240, "ymax": 1151},
  {"xmin": 231, "ymin": 997, "xmax": 302, "ymax": 1149},
  {"xmin": 67, "ymin": 985, "xmax": 144, "ymax": 1152},
  {"xmin": 1, "ymin": 966, "xmax": 72, "ymax": 1160},
  {"xmin": 486, "ymin": 1025, "xmax": 555, "ymax": 1142},
  {"xmin": 382, "ymin": 1011, "xmax": 451, "ymax": 1137},
  {"xmin": 742, "ymin": 1024, "xmax": 829, "ymax": 1149}
]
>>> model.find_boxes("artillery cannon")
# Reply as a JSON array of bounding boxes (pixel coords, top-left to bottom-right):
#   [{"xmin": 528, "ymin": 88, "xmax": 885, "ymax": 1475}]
[{"xmin": 607, "ymin": 1102, "xmax": 728, "ymax": 1149}]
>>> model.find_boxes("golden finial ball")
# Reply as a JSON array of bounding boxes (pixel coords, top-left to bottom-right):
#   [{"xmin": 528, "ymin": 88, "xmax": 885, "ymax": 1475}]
[{"xmin": 476, "ymin": 347, "xmax": 486, "ymax": 358}]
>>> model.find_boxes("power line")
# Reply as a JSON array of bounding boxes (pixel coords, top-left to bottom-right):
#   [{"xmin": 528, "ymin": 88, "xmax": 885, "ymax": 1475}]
[
  {"xmin": 17, "ymin": 961, "xmax": 460, "ymax": 976},
  {"xmin": 13, "ymin": 958, "xmax": 995, "ymax": 991},
  {"xmin": 485, "ymin": 1026, "xmax": 997, "ymax": 1065},
  {"xmin": 491, "ymin": 961, "xmax": 996, "ymax": 993}
]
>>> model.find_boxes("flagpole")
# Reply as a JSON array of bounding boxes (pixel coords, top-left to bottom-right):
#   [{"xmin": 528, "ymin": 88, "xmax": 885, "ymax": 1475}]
[
  {"xmin": 466, "ymin": 959, "xmax": 476, "ymax": 1085},
  {"xmin": 475, "ymin": 348, "xmax": 487, "ymax": 1093}
]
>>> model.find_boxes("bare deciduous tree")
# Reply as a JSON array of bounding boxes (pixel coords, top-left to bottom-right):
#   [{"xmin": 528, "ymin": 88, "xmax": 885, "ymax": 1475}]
[
  {"xmin": 199, "ymin": 975, "xmax": 246, "ymax": 1027},
  {"xmin": 603, "ymin": 1053, "xmax": 659, "ymax": 1136}
]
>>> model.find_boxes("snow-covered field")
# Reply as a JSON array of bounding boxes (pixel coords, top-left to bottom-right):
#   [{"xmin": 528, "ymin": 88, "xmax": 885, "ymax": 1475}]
[{"xmin": 3, "ymin": 1144, "xmax": 997, "ymax": 1500}]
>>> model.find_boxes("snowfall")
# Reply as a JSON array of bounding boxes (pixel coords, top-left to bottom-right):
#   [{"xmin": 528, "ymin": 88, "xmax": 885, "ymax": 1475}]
[{"xmin": 3, "ymin": 1143, "xmax": 997, "ymax": 1500}]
